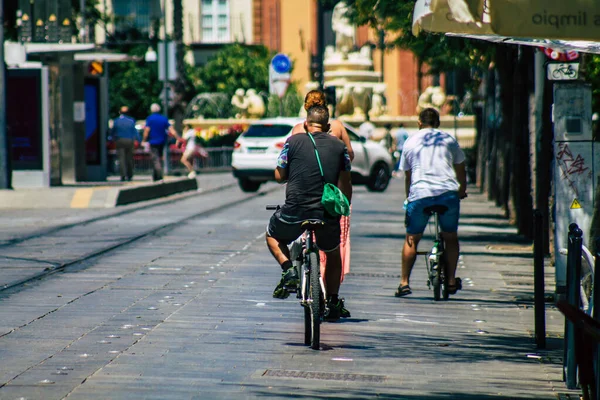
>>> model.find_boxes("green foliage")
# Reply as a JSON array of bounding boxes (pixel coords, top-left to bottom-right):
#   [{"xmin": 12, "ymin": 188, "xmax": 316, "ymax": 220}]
[
  {"xmin": 108, "ymin": 45, "xmax": 163, "ymax": 120},
  {"xmin": 266, "ymin": 83, "xmax": 303, "ymax": 118},
  {"xmin": 190, "ymin": 44, "xmax": 272, "ymax": 96},
  {"xmin": 344, "ymin": 0, "xmax": 494, "ymax": 73},
  {"xmin": 583, "ymin": 55, "xmax": 600, "ymax": 114}
]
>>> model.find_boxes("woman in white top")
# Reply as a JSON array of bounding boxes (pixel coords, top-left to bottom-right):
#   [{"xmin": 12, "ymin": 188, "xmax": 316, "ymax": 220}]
[{"xmin": 181, "ymin": 126, "xmax": 199, "ymax": 179}]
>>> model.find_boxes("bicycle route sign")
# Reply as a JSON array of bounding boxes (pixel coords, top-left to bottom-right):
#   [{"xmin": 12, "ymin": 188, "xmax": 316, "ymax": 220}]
[
  {"xmin": 547, "ymin": 62, "xmax": 579, "ymax": 81},
  {"xmin": 269, "ymin": 53, "xmax": 292, "ymax": 99}
]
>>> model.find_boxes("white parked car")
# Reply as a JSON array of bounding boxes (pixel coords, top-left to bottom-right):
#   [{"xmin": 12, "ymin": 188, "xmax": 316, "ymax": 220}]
[{"xmin": 232, "ymin": 117, "xmax": 393, "ymax": 193}]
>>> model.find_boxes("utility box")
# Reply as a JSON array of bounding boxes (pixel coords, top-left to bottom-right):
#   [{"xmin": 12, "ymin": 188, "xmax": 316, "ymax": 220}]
[
  {"xmin": 552, "ymin": 82, "xmax": 598, "ymax": 289},
  {"xmin": 7, "ymin": 66, "xmax": 51, "ymax": 188}
]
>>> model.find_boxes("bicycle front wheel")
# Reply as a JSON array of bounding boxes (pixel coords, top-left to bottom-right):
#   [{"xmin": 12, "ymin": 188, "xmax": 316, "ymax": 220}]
[
  {"xmin": 432, "ymin": 264, "xmax": 441, "ymax": 301},
  {"xmin": 309, "ymin": 251, "xmax": 321, "ymax": 350},
  {"xmin": 441, "ymin": 256, "xmax": 449, "ymax": 300}
]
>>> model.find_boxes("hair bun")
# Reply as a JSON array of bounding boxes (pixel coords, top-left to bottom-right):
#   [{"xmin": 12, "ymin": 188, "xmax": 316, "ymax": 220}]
[{"xmin": 304, "ymin": 90, "xmax": 327, "ymax": 111}]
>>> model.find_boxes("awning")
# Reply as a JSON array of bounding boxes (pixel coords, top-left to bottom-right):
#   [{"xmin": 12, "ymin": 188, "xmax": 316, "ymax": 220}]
[
  {"xmin": 488, "ymin": 0, "xmax": 600, "ymax": 42},
  {"xmin": 412, "ymin": 0, "xmax": 492, "ymax": 36},
  {"xmin": 413, "ymin": 0, "xmax": 600, "ymax": 55}
]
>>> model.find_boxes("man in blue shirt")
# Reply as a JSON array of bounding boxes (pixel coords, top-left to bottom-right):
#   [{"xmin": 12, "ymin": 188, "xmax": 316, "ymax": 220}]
[
  {"xmin": 142, "ymin": 103, "xmax": 181, "ymax": 181},
  {"xmin": 112, "ymin": 106, "xmax": 138, "ymax": 181}
]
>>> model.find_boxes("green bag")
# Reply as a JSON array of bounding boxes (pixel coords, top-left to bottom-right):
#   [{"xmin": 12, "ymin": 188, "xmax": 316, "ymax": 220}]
[{"xmin": 307, "ymin": 133, "xmax": 350, "ymax": 217}]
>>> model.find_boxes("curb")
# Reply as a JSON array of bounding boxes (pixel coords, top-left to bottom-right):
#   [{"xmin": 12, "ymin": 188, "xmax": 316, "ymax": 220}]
[{"xmin": 115, "ymin": 178, "xmax": 198, "ymax": 206}]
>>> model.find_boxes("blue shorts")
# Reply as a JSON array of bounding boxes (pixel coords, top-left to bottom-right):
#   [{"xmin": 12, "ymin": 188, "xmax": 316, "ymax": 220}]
[{"xmin": 405, "ymin": 192, "xmax": 460, "ymax": 234}]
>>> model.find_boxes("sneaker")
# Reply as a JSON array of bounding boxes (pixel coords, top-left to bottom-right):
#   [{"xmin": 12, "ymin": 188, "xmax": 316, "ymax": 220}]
[
  {"xmin": 324, "ymin": 297, "xmax": 350, "ymax": 322},
  {"xmin": 273, "ymin": 267, "xmax": 299, "ymax": 299},
  {"xmin": 338, "ymin": 298, "xmax": 351, "ymax": 318},
  {"xmin": 187, "ymin": 171, "xmax": 197, "ymax": 179}
]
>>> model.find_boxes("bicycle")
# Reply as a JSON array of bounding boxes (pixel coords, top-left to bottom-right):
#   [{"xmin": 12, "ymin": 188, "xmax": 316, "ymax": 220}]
[
  {"xmin": 420, "ymin": 205, "xmax": 450, "ymax": 301},
  {"xmin": 266, "ymin": 205, "xmax": 327, "ymax": 350}
]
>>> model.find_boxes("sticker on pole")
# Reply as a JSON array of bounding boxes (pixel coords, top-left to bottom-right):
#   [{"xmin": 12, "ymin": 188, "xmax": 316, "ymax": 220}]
[
  {"xmin": 547, "ymin": 63, "xmax": 579, "ymax": 81},
  {"xmin": 570, "ymin": 198, "xmax": 582, "ymax": 209},
  {"xmin": 269, "ymin": 54, "xmax": 292, "ymax": 99}
]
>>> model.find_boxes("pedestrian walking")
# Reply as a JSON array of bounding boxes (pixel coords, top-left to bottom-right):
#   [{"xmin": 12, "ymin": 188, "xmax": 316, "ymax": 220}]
[
  {"xmin": 180, "ymin": 125, "xmax": 208, "ymax": 179},
  {"xmin": 393, "ymin": 123, "xmax": 410, "ymax": 175},
  {"xmin": 382, "ymin": 123, "xmax": 395, "ymax": 156},
  {"xmin": 142, "ymin": 103, "xmax": 182, "ymax": 182},
  {"xmin": 112, "ymin": 106, "xmax": 138, "ymax": 181}
]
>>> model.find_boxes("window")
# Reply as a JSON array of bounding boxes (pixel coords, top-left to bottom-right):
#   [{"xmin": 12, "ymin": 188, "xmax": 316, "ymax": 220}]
[
  {"xmin": 200, "ymin": 0, "xmax": 230, "ymax": 43},
  {"xmin": 113, "ymin": 0, "xmax": 154, "ymax": 36}
]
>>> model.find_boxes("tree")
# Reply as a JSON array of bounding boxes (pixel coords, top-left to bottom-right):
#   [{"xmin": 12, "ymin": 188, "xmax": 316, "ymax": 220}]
[
  {"xmin": 344, "ymin": 0, "xmax": 535, "ymax": 238},
  {"xmin": 190, "ymin": 44, "xmax": 272, "ymax": 97},
  {"xmin": 171, "ymin": 0, "xmax": 195, "ymax": 132},
  {"xmin": 344, "ymin": 0, "xmax": 493, "ymax": 75},
  {"xmin": 108, "ymin": 45, "xmax": 163, "ymax": 120}
]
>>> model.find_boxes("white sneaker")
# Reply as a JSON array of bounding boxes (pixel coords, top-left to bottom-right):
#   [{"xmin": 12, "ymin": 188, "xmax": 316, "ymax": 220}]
[{"xmin": 187, "ymin": 171, "xmax": 197, "ymax": 179}]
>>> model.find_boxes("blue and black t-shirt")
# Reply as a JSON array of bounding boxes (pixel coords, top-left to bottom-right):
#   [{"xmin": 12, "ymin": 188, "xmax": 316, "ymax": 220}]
[{"xmin": 276, "ymin": 132, "xmax": 351, "ymax": 221}]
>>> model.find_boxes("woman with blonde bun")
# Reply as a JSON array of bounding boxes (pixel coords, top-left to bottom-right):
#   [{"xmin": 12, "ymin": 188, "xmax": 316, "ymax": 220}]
[{"xmin": 292, "ymin": 90, "xmax": 353, "ymax": 295}]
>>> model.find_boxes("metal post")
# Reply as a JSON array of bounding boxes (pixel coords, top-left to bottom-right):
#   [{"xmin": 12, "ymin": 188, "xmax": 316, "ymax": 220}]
[
  {"xmin": 379, "ymin": 29, "xmax": 384, "ymax": 83},
  {"xmin": 162, "ymin": 0, "xmax": 169, "ymax": 176},
  {"xmin": 316, "ymin": 0, "xmax": 324, "ymax": 89},
  {"xmin": 564, "ymin": 223, "xmax": 582, "ymax": 389},
  {"xmin": 533, "ymin": 210, "xmax": 546, "ymax": 349},
  {"xmin": 0, "ymin": 1, "xmax": 10, "ymax": 190},
  {"xmin": 79, "ymin": 0, "xmax": 86, "ymax": 42}
]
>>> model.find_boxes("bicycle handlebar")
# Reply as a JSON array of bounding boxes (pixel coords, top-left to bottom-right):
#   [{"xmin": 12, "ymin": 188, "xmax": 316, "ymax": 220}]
[{"xmin": 266, "ymin": 205, "xmax": 280, "ymax": 210}]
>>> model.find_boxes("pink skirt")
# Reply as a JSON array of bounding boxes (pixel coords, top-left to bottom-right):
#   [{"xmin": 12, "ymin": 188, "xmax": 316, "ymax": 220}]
[{"xmin": 320, "ymin": 211, "xmax": 351, "ymax": 283}]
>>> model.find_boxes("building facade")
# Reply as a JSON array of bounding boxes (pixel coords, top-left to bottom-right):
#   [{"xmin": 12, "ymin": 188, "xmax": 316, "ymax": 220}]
[{"xmin": 93, "ymin": 0, "xmax": 430, "ymax": 116}]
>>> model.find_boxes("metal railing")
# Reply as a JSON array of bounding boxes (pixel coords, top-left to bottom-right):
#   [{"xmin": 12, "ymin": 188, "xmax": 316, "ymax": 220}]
[{"xmin": 107, "ymin": 146, "xmax": 234, "ymax": 176}]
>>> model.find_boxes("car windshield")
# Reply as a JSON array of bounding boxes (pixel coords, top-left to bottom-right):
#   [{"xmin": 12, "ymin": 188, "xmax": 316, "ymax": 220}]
[{"xmin": 244, "ymin": 124, "xmax": 292, "ymax": 138}]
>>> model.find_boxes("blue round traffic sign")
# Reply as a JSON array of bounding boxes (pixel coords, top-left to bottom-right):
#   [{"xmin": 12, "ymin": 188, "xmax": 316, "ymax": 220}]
[{"xmin": 271, "ymin": 53, "xmax": 292, "ymax": 74}]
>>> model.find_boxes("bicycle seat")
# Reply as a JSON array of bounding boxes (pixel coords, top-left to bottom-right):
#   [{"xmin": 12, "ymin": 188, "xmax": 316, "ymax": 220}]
[
  {"xmin": 301, "ymin": 219, "xmax": 326, "ymax": 230},
  {"xmin": 423, "ymin": 205, "xmax": 448, "ymax": 215}
]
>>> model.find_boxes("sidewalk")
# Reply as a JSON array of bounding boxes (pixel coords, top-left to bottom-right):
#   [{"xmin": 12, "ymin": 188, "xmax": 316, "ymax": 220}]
[
  {"xmin": 0, "ymin": 178, "xmax": 582, "ymax": 399},
  {"xmin": 0, "ymin": 171, "xmax": 236, "ymax": 209},
  {"xmin": 331, "ymin": 183, "xmax": 579, "ymax": 399}
]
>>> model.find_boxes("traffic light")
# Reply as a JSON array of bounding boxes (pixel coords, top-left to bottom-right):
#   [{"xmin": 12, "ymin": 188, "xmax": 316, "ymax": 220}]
[
  {"xmin": 87, "ymin": 61, "xmax": 104, "ymax": 76},
  {"xmin": 310, "ymin": 54, "xmax": 322, "ymax": 84}
]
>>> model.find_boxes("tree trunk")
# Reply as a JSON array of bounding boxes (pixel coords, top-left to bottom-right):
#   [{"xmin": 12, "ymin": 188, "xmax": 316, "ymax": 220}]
[
  {"xmin": 510, "ymin": 47, "xmax": 534, "ymax": 237},
  {"xmin": 485, "ymin": 67, "xmax": 498, "ymax": 202},
  {"xmin": 475, "ymin": 70, "xmax": 488, "ymax": 191}
]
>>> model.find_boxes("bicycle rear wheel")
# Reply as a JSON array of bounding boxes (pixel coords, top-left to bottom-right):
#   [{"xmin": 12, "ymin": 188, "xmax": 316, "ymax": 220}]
[
  {"xmin": 303, "ymin": 261, "xmax": 311, "ymax": 345},
  {"xmin": 308, "ymin": 251, "xmax": 321, "ymax": 350}
]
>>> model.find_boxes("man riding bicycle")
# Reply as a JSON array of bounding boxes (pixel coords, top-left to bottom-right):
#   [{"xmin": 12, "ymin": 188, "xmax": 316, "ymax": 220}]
[
  {"xmin": 395, "ymin": 108, "xmax": 467, "ymax": 297},
  {"xmin": 266, "ymin": 105, "xmax": 353, "ymax": 321}
]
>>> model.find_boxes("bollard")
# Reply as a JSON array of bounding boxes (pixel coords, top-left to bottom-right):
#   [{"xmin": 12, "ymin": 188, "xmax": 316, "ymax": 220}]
[
  {"xmin": 533, "ymin": 210, "xmax": 546, "ymax": 349},
  {"xmin": 564, "ymin": 223, "xmax": 583, "ymax": 389},
  {"xmin": 594, "ymin": 237, "xmax": 600, "ymax": 400}
]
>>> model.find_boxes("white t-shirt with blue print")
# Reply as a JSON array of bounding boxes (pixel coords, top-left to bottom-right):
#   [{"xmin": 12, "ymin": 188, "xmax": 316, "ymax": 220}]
[{"xmin": 400, "ymin": 128, "xmax": 465, "ymax": 202}]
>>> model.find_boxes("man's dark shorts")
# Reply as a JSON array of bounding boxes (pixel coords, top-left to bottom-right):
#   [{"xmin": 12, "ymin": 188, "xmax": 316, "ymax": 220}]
[{"xmin": 267, "ymin": 209, "xmax": 340, "ymax": 252}]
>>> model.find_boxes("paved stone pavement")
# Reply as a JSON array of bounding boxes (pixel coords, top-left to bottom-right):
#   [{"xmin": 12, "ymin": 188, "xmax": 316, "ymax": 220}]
[
  {"xmin": 0, "ymin": 172, "xmax": 238, "ymax": 242},
  {"xmin": 0, "ymin": 176, "xmax": 581, "ymax": 399}
]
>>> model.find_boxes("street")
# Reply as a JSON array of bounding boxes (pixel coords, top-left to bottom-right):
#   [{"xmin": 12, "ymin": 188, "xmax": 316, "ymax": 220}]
[{"xmin": 0, "ymin": 174, "xmax": 574, "ymax": 399}]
